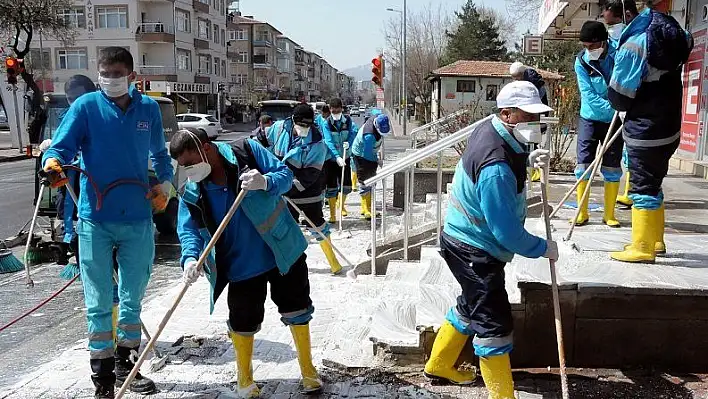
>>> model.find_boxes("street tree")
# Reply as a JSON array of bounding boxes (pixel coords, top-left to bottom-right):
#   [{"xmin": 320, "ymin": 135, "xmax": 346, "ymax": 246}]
[
  {"xmin": 383, "ymin": 2, "xmax": 452, "ymax": 123},
  {"xmin": 443, "ymin": 1, "xmax": 509, "ymax": 64},
  {"xmin": 0, "ymin": 0, "xmax": 77, "ymax": 143}
]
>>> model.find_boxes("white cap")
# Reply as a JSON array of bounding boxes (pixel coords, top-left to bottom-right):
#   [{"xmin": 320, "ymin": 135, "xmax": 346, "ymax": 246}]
[
  {"xmin": 497, "ymin": 81, "xmax": 554, "ymax": 114},
  {"xmin": 509, "ymin": 61, "xmax": 526, "ymax": 76}
]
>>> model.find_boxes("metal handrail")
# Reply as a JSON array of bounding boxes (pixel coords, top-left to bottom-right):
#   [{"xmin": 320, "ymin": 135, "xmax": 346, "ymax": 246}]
[
  {"xmin": 409, "ymin": 109, "xmax": 469, "ymax": 143},
  {"xmin": 364, "ymin": 115, "xmax": 493, "ymax": 187}
]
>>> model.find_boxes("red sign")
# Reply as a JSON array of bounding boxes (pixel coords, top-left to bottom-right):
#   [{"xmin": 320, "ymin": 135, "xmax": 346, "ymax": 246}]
[{"xmin": 680, "ymin": 29, "xmax": 705, "ymax": 153}]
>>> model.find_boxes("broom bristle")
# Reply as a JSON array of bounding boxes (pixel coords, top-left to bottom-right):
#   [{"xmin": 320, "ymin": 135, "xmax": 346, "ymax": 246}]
[
  {"xmin": 0, "ymin": 250, "xmax": 24, "ymax": 274},
  {"xmin": 59, "ymin": 263, "xmax": 80, "ymax": 280}
]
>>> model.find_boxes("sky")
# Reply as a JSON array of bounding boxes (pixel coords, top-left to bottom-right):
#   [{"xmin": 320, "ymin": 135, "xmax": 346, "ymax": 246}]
[{"xmin": 234, "ymin": 0, "xmax": 532, "ymax": 72}]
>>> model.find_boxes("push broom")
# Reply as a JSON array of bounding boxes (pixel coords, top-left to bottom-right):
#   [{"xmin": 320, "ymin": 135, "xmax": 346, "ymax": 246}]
[{"xmin": 116, "ymin": 188, "xmax": 249, "ymax": 399}]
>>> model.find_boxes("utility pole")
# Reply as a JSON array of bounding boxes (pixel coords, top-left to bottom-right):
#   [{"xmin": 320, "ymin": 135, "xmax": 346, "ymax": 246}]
[{"xmin": 402, "ymin": 0, "xmax": 407, "ymax": 136}]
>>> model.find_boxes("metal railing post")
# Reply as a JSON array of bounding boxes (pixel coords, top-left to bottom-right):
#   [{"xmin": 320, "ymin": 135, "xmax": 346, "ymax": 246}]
[
  {"xmin": 381, "ymin": 140, "xmax": 387, "ymax": 237},
  {"xmin": 371, "ymin": 182, "xmax": 377, "ymax": 275},
  {"xmin": 436, "ymin": 149, "xmax": 443, "ymax": 246},
  {"xmin": 403, "ymin": 169, "xmax": 410, "ymax": 261}
]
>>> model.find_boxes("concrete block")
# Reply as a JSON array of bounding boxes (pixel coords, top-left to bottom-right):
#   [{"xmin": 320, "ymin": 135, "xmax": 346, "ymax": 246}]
[
  {"xmin": 393, "ymin": 168, "xmax": 455, "ymax": 208},
  {"xmin": 576, "ymin": 286, "xmax": 708, "ymax": 320}
]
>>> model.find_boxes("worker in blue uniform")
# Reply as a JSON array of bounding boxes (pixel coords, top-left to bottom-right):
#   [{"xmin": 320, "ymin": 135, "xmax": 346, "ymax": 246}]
[
  {"xmin": 321, "ymin": 98, "xmax": 359, "ymax": 223},
  {"xmin": 171, "ymin": 129, "xmax": 322, "ymax": 398},
  {"xmin": 268, "ymin": 104, "xmax": 343, "ymax": 274},
  {"xmin": 351, "ymin": 113, "xmax": 391, "ymax": 220},
  {"xmin": 42, "ymin": 47, "xmax": 173, "ymax": 398},
  {"xmin": 423, "ymin": 81, "xmax": 559, "ymax": 397},
  {"xmin": 573, "ymin": 21, "xmax": 623, "ymax": 227},
  {"xmin": 603, "ymin": 0, "xmax": 690, "ymax": 262},
  {"xmin": 251, "ymin": 114, "xmax": 274, "ymax": 149}
]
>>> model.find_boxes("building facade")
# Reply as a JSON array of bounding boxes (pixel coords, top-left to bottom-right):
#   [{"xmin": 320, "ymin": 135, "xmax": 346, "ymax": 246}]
[{"xmin": 33, "ymin": 0, "xmax": 228, "ymax": 114}]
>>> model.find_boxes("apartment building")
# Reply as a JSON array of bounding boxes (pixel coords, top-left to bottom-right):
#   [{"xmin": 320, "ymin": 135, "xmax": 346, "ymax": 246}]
[
  {"xmin": 225, "ymin": 14, "xmax": 281, "ymax": 104},
  {"xmin": 32, "ymin": 0, "xmax": 228, "ymax": 113},
  {"xmin": 224, "ymin": 11, "xmax": 355, "ymax": 106}
]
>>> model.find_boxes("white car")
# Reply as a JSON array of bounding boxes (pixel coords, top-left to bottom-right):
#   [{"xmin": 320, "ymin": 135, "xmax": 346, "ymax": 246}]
[{"xmin": 176, "ymin": 113, "xmax": 222, "ymax": 139}]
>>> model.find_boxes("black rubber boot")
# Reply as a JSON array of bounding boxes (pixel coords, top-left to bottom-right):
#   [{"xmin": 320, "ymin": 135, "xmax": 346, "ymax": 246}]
[
  {"xmin": 91, "ymin": 358, "xmax": 115, "ymax": 399},
  {"xmin": 114, "ymin": 346, "xmax": 157, "ymax": 394}
]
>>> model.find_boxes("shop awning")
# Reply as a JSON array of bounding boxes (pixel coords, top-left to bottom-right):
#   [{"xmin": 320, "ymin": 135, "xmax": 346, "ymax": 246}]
[{"xmin": 538, "ymin": 0, "xmax": 569, "ymax": 34}]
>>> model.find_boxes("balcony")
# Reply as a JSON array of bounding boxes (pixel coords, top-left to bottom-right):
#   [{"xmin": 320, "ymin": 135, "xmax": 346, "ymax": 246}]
[
  {"xmin": 135, "ymin": 23, "xmax": 175, "ymax": 43},
  {"xmin": 295, "ymin": 58, "xmax": 305, "ymax": 66},
  {"xmin": 253, "ymin": 38, "xmax": 273, "ymax": 47},
  {"xmin": 252, "ymin": 54, "xmax": 272, "ymax": 69},
  {"xmin": 137, "ymin": 65, "xmax": 178, "ymax": 81},
  {"xmin": 276, "ymin": 46, "xmax": 286, "ymax": 54},
  {"xmin": 194, "ymin": 37, "xmax": 210, "ymax": 49},
  {"xmin": 192, "ymin": 0, "xmax": 209, "ymax": 13}
]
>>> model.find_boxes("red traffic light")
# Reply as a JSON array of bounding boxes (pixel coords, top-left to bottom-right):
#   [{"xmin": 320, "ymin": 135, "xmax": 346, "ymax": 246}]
[
  {"xmin": 5, "ymin": 58, "xmax": 17, "ymax": 69},
  {"xmin": 371, "ymin": 55, "xmax": 383, "ymax": 88},
  {"xmin": 5, "ymin": 57, "xmax": 19, "ymax": 84}
]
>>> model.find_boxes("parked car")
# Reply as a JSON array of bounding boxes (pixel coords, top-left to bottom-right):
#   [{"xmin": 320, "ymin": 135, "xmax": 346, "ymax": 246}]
[
  {"xmin": 39, "ymin": 93, "xmax": 183, "ymax": 235},
  {"xmin": 358, "ymin": 106, "xmax": 366, "ymax": 114},
  {"xmin": 0, "ymin": 108, "xmax": 8, "ymax": 129},
  {"xmin": 349, "ymin": 107, "xmax": 361, "ymax": 117},
  {"xmin": 176, "ymin": 113, "xmax": 222, "ymax": 139},
  {"xmin": 258, "ymin": 100, "xmax": 300, "ymax": 121}
]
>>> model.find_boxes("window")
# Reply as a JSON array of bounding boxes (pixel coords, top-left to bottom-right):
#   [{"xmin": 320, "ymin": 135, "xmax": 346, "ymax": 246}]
[
  {"xmin": 198, "ymin": 20, "xmax": 210, "ymax": 40},
  {"xmin": 256, "ymin": 30, "xmax": 270, "ymax": 42},
  {"xmin": 456, "ymin": 80, "xmax": 476, "ymax": 93},
  {"xmin": 29, "ymin": 49, "xmax": 52, "ymax": 70},
  {"xmin": 486, "ymin": 84, "xmax": 498, "ymax": 101},
  {"xmin": 237, "ymin": 51, "xmax": 248, "ymax": 63},
  {"xmin": 205, "ymin": 116, "xmax": 219, "ymax": 123},
  {"xmin": 97, "ymin": 6, "xmax": 128, "ymax": 29},
  {"xmin": 177, "ymin": 49, "xmax": 191, "ymax": 71},
  {"xmin": 213, "ymin": 24, "xmax": 219, "ymax": 44},
  {"xmin": 176, "ymin": 10, "xmax": 190, "ymax": 33},
  {"xmin": 234, "ymin": 74, "xmax": 247, "ymax": 84},
  {"xmin": 57, "ymin": 48, "xmax": 88, "ymax": 70},
  {"xmin": 58, "ymin": 7, "xmax": 86, "ymax": 29},
  {"xmin": 199, "ymin": 55, "xmax": 211, "ymax": 74},
  {"xmin": 222, "ymin": 60, "xmax": 226, "ymax": 77},
  {"xmin": 221, "ymin": 29, "xmax": 226, "ymax": 47},
  {"xmin": 183, "ymin": 115, "xmax": 201, "ymax": 122},
  {"xmin": 214, "ymin": 57, "xmax": 220, "ymax": 76},
  {"xmin": 232, "ymin": 29, "xmax": 246, "ymax": 40}
]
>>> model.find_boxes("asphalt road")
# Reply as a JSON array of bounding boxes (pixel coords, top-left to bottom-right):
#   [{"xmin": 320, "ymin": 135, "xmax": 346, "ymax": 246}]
[{"xmin": 0, "ymin": 159, "xmax": 36, "ymax": 240}]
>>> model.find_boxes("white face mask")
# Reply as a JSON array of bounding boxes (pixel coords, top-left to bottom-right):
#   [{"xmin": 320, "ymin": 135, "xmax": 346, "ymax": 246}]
[
  {"xmin": 183, "ymin": 133, "xmax": 212, "ymax": 183},
  {"xmin": 331, "ymin": 113, "xmax": 343, "ymax": 121},
  {"xmin": 512, "ymin": 122, "xmax": 543, "ymax": 144},
  {"xmin": 294, "ymin": 124, "xmax": 310, "ymax": 137},
  {"xmin": 586, "ymin": 47, "xmax": 604, "ymax": 61},
  {"xmin": 607, "ymin": 23, "xmax": 625, "ymax": 40},
  {"xmin": 98, "ymin": 75, "xmax": 130, "ymax": 98}
]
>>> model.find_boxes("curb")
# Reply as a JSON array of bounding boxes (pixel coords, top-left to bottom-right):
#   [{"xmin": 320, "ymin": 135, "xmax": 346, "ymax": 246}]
[{"xmin": 0, "ymin": 155, "xmax": 30, "ymax": 163}]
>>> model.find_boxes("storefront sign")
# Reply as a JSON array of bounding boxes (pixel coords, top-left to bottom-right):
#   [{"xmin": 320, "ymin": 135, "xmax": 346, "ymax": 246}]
[
  {"xmin": 86, "ymin": 0, "xmax": 94, "ymax": 39},
  {"xmin": 681, "ymin": 29, "xmax": 706, "ymax": 153},
  {"xmin": 171, "ymin": 82, "xmax": 211, "ymax": 94}
]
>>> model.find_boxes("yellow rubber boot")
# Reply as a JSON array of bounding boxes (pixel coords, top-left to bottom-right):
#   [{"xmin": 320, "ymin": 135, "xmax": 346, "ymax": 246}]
[
  {"xmin": 320, "ymin": 240, "xmax": 342, "ymax": 275},
  {"xmin": 655, "ymin": 204, "xmax": 666, "ymax": 255},
  {"xmin": 423, "ymin": 321, "xmax": 476, "ymax": 385},
  {"xmin": 229, "ymin": 332, "xmax": 260, "ymax": 398},
  {"xmin": 480, "ymin": 354, "xmax": 515, "ymax": 399},
  {"xmin": 603, "ymin": 182, "xmax": 621, "ymax": 228},
  {"xmin": 573, "ymin": 180, "xmax": 590, "ymax": 226},
  {"xmin": 328, "ymin": 198, "xmax": 337, "ymax": 223},
  {"xmin": 351, "ymin": 171, "xmax": 358, "ymax": 190},
  {"xmin": 360, "ymin": 193, "xmax": 372, "ymax": 220},
  {"xmin": 611, "ymin": 208, "xmax": 659, "ymax": 263},
  {"xmin": 339, "ymin": 194, "xmax": 349, "ymax": 217},
  {"xmin": 289, "ymin": 324, "xmax": 323, "ymax": 394},
  {"xmin": 616, "ymin": 172, "xmax": 633, "ymax": 208}
]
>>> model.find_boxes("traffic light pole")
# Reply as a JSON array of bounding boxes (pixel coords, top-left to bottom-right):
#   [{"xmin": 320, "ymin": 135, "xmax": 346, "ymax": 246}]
[
  {"xmin": 402, "ymin": 0, "xmax": 407, "ymax": 136},
  {"xmin": 10, "ymin": 84, "xmax": 23, "ymax": 152}
]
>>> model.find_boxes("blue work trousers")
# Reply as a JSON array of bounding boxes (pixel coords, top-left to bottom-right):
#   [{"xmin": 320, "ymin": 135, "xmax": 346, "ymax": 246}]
[
  {"xmin": 77, "ymin": 219, "xmax": 155, "ymax": 359},
  {"xmin": 575, "ymin": 117, "xmax": 623, "ymax": 182}
]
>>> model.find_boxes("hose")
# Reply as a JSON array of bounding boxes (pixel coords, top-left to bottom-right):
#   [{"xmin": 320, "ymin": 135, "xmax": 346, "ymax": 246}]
[
  {"xmin": 0, "ymin": 274, "xmax": 80, "ymax": 333},
  {"xmin": 60, "ymin": 165, "xmax": 153, "ymax": 211}
]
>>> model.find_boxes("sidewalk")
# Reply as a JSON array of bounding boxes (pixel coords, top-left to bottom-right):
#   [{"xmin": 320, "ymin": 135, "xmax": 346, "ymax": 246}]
[
  {"xmin": 0, "ymin": 148, "xmax": 30, "ymax": 163},
  {"xmin": 385, "ymin": 109, "xmax": 415, "ymax": 137}
]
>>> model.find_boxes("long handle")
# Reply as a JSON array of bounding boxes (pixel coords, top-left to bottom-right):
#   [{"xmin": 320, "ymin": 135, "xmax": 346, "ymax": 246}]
[
  {"xmin": 339, "ymin": 160, "xmax": 346, "ymax": 233},
  {"xmin": 564, "ymin": 114, "xmax": 620, "ymax": 242},
  {"xmin": 23, "ymin": 184, "xmax": 46, "ymax": 288},
  {"xmin": 540, "ymin": 166, "xmax": 570, "ymax": 399},
  {"xmin": 283, "ymin": 197, "xmax": 354, "ymax": 269},
  {"xmin": 116, "ymin": 188, "xmax": 249, "ymax": 399},
  {"xmin": 549, "ymin": 120, "xmax": 624, "ymax": 220}
]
